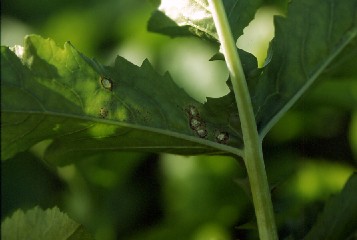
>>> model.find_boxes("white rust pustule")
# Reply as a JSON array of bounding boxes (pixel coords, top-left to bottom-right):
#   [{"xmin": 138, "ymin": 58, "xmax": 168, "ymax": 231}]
[
  {"xmin": 100, "ymin": 76, "xmax": 113, "ymax": 91},
  {"xmin": 215, "ymin": 131, "xmax": 229, "ymax": 144}
]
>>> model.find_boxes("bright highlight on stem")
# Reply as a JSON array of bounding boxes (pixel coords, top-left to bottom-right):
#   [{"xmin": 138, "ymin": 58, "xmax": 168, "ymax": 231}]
[{"xmin": 207, "ymin": 0, "xmax": 278, "ymax": 239}]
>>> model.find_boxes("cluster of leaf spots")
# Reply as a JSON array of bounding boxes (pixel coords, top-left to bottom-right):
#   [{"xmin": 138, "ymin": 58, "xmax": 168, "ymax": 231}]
[
  {"xmin": 185, "ymin": 105, "xmax": 230, "ymax": 144},
  {"xmin": 97, "ymin": 73, "xmax": 235, "ymax": 145},
  {"xmin": 96, "ymin": 62, "xmax": 237, "ymax": 147},
  {"xmin": 98, "ymin": 76, "xmax": 113, "ymax": 119},
  {"xmin": 186, "ymin": 105, "xmax": 208, "ymax": 138}
]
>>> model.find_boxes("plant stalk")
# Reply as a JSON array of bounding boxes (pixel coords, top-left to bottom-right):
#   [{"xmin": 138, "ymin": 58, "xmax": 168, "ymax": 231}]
[{"xmin": 207, "ymin": 0, "xmax": 278, "ymax": 239}]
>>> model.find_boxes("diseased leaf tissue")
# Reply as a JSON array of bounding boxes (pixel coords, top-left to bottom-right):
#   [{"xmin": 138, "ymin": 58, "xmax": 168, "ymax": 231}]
[
  {"xmin": 1, "ymin": 0, "xmax": 356, "ymax": 163},
  {"xmin": 1, "ymin": 35, "xmax": 244, "ymax": 162}
]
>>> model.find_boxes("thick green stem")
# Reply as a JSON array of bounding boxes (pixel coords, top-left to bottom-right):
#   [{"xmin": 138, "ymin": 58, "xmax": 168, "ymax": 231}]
[{"xmin": 207, "ymin": 1, "xmax": 278, "ymax": 239}]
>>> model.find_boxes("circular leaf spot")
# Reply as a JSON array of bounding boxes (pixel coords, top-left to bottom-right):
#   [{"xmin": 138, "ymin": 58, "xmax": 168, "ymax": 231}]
[
  {"xmin": 190, "ymin": 116, "xmax": 204, "ymax": 130},
  {"xmin": 100, "ymin": 76, "xmax": 113, "ymax": 91},
  {"xmin": 195, "ymin": 126, "xmax": 208, "ymax": 138}
]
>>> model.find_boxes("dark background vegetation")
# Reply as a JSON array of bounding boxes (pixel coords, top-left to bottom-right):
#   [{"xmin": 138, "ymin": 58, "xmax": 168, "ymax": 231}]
[{"xmin": 1, "ymin": 0, "xmax": 356, "ymax": 239}]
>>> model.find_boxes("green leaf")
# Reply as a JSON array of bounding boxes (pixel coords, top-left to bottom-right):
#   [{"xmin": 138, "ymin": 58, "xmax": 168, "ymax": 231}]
[
  {"xmin": 148, "ymin": 0, "xmax": 263, "ymax": 42},
  {"xmin": 149, "ymin": 0, "xmax": 357, "ymax": 140},
  {"xmin": 253, "ymin": 0, "xmax": 357, "ymax": 137},
  {"xmin": 1, "ymin": 35, "xmax": 243, "ymax": 164},
  {"xmin": 303, "ymin": 173, "xmax": 357, "ymax": 240},
  {"xmin": 1, "ymin": 206, "xmax": 94, "ymax": 240}
]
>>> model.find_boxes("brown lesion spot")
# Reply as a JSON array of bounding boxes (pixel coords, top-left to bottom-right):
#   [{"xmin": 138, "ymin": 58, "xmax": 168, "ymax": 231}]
[
  {"xmin": 185, "ymin": 104, "xmax": 208, "ymax": 139},
  {"xmin": 99, "ymin": 107, "xmax": 109, "ymax": 118}
]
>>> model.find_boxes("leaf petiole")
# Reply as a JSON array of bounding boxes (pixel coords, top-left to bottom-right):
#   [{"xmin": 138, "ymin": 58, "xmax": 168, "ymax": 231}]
[{"xmin": 207, "ymin": 0, "xmax": 278, "ymax": 239}]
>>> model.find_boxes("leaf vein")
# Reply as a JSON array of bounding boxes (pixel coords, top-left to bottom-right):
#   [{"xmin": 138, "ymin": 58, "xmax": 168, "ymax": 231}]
[{"xmin": 7, "ymin": 115, "xmax": 46, "ymax": 146}]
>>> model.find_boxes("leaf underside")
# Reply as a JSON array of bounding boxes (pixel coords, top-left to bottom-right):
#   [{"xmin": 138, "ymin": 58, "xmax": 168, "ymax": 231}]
[
  {"xmin": 149, "ymin": 0, "xmax": 357, "ymax": 137},
  {"xmin": 253, "ymin": 0, "xmax": 357, "ymax": 136},
  {"xmin": 2, "ymin": 0, "xmax": 357, "ymax": 164},
  {"xmin": 1, "ymin": 206, "xmax": 94, "ymax": 240},
  {"xmin": 1, "ymin": 35, "xmax": 244, "ymax": 164}
]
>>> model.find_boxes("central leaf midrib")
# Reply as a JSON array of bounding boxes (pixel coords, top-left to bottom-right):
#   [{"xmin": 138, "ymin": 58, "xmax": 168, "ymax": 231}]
[{"xmin": 3, "ymin": 109, "xmax": 244, "ymax": 156}]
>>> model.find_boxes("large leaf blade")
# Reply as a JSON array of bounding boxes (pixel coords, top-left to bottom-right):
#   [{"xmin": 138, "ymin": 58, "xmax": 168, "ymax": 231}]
[
  {"xmin": 1, "ymin": 35, "xmax": 243, "ymax": 163},
  {"xmin": 253, "ymin": 0, "xmax": 357, "ymax": 136}
]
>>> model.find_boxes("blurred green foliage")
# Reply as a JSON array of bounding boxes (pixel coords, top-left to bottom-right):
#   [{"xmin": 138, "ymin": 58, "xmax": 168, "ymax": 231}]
[{"xmin": 1, "ymin": 0, "xmax": 356, "ymax": 239}]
